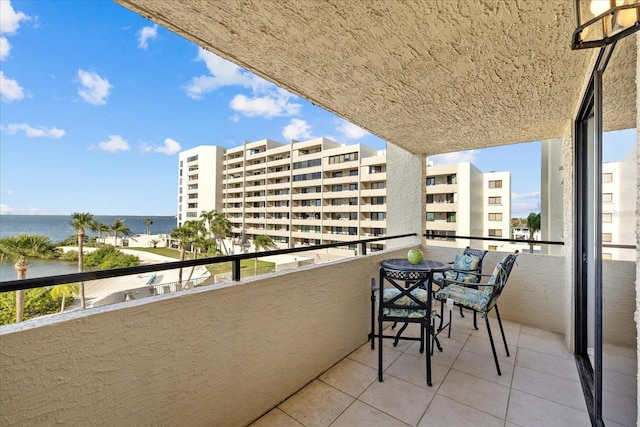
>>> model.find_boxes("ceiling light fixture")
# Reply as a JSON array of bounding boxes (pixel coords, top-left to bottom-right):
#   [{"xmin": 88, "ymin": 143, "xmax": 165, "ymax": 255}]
[{"xmin": 572, "ymin": 0, "xmax": 640, "ymax": 49}]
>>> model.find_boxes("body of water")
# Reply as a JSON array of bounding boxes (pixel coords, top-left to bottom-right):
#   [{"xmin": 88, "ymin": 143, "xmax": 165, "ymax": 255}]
[{"xmin": 0, "ymin": 215, "xmax": 177, "ymax": 282}]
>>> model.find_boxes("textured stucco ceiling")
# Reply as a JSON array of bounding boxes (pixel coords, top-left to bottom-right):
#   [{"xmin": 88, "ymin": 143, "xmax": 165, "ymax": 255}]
[{"xmin": 114, "ymin": 0, "xmax": 634, "ymax": 155}]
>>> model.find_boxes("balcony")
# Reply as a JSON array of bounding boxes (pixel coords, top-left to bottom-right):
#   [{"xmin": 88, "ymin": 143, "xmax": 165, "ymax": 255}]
[{"xmin": 1, "ymin": 244, "xmax": 635, "ymax": 426}]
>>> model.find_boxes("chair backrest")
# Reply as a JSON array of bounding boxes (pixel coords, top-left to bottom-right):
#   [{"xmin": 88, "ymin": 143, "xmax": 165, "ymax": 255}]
[
  {"xmin": 444, "ymin": 247, "xmax": 489, "ymax": 284},
  {"xmin": 463, "ymin": 246, "xmax": 488, "ymax": 274},
  {"xmin": 379, "ymin": 267, "xmax": 431, "ymax": 318},
  {"xmin": 483, "ymin": 251, "xmax": 519, "ymax": 312}
]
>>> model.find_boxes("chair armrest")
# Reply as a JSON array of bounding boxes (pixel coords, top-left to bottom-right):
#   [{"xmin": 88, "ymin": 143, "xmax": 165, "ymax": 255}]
[{"xmin": 442, "ymin": 276, "xmax": 495, "ymax": 289}]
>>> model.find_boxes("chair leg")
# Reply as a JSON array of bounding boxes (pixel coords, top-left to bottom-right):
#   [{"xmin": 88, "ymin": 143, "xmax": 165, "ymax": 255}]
[
  {"xmin": 495, "ymin": 306, "xmax": 510, "ymax": 357},
  {"xmin": 485, "ymin": 315, "xmax": 502, "ymax": 376},
  {"xmin": 378, "ymin": 317, "xmax": 384, "ymax": 381},
  {"xmin": 425, "ymin": 319, "xmax": 432, "ymax": 386},
  {"xmin": 370, "ymin": 287, "xmax": 376, "ymax": 350},
  {"xmin": 459, "ymin": 305, "xmax": 465, "ymax": 318},
  {"xmin": 473, "ymin": 311, "xmax": 478, "ymax": 330}
]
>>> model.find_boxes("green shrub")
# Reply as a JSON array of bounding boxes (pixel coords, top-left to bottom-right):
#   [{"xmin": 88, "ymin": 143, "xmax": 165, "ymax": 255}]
[
  {"xmin": 59, "ymin": 250, "xmax": 78, "ymax": 261},
  {"xmin": 83, "ymin": 245, "xmax": 139, "ymax": 269},
  {"xmin": 0, "ymin": 287, "xmax": 66, "ymax": 325}
]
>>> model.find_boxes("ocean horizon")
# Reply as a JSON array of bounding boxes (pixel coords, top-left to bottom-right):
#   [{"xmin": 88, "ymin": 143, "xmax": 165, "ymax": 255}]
[{"xmin": 0, "ymin": 215, "xmax": 178, "ymax": 281}]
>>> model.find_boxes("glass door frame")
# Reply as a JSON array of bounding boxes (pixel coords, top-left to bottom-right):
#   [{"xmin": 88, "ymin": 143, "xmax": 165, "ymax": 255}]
[{"xmin": 574, "ymin": 43, "xmax": 616, "ymax": 427}]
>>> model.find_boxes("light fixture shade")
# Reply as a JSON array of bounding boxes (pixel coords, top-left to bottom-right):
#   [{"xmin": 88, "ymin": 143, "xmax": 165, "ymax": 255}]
[{"xmin": 572, "ymin": 0, "xmax": 640, "ymax": 49}]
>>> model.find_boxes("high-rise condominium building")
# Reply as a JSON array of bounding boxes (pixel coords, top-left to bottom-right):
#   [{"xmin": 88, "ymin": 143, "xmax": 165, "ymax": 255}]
[
  {"xmin": 177, "ymin": 138, "xmax": 512, "ymax": 253},
  {"xmin": 425, "ymin": 162, "xmax": 511, "ymax": 251}
]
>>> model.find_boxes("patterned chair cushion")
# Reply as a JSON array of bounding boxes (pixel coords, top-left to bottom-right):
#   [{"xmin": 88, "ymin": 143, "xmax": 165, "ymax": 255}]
[
  {"xmin": 433, "ymin": 253, "xmax": 481, "ymax": 286},
  {"xmin": 380, "ymin": 288, "xmax": 431, "ymax": 318},
  {"xmin": 435, "ymin": 262, "xmax": 504, "ymax": 313}
]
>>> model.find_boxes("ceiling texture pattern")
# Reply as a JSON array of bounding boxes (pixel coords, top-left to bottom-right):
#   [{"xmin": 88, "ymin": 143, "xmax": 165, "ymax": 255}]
[{"xmin": 116, "ymin": 0, "xmax": 635, "ymax": 155}]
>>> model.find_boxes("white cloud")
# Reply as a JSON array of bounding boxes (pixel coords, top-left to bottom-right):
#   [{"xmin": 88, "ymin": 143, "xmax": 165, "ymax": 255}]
[
  {"xmin": 77, "ymin": 70, "xmax": 112, "ymax": 105},
  {"xmin": 0, "ymin": 70, "xmax": 23, "ymax": 102},
  {"xmin": 183, "ymin": 49, "xmax": 267, "ymax": 99},
  {"xmin": 0, "ymin": 204, "xmax": 57, "ymax": 215},
  {"xmin": 139, "ymin": 142, "xmax": 153, "ymax": 153},
  {"xmin": 0, "ymin": 1, "xmax": 29, "ymax": 36},
  {"xmin": 0, "ymin": 189, "xmax": 14, "ymax": 195},
  {"xmin": 98, "ymin": 135, "xmax": 129, "ymax": 152},
  {"xmin": 0, "ymin": 37, "xmax": 10, "ymax": 60},
  {"xmin": 428, "ymin": 150, "xmax": 479, "ymax": 165},
  {"xmin": 337, "ymin": 120, "xmax": 369, "ymax": 140},
  {"xmin": 231, "ymin": 90, "xmax": 301, "ymax": 118},
  {"xmin": 3, "ymin": 123, "xmax": 65, "ymax": 138},
  {"xmin": 283, "ymin": 119, "xmax": 313, "ymax": 141},
  {"xmin": 512, "ymin": 191, "xmax": 541, "ymax": 200},
  {"xmin": 230, "ymin": 114, "xmax": 240, "ymax": 123},
  {"xmin": 184, "ymin": 48, "xmax": 302, "ymax": 119},
  {"xmin": 155, "ymin": 138, "xmax": 181, "ymax": 155},
  {"xmin": 137, "ymin": 24, "xmax": 158, "ymax": 49}
]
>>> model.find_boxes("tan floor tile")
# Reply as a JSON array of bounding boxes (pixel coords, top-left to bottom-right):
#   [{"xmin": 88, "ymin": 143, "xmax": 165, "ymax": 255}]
[
  {"xmin": 470, "ymin": 319, "xmax": 520, "ymax": 347},
  {"xmin": 451, "ymin": 349, "xmax": 514, "ymax": 387},
  {"xmin": 517, "ymin": 331, "xmax": 573, "ymax": 360},
  {"xmin": 506, "ymin": 389, "xmax": 591, "ymax": 427},
  {"xmin": 319, "ymin": 358, "xmax": 377, "ymax": 398},
  {"xmin": 461, "ymin": 335, "xmax": 513, "ymax": 368},
  {"xmin": 385, "ymin": 352, "xmax": 448, "ymax": 390},
  {"xmin": 250, "ymin": 408, "xmax": 303, "ymax": 426},
  {"xmin": 520, "ymin": 325, "xmax": 561, "ymax": 338},
  {"xmin": 349, "ymin": 342, "xmax": 402, "ymax": 371},
  {"xmin": 359, "ymin": 375, "xmax": 435, "ymax": 426},
  {"xmin": 278, "ymin": 380, "xmax": 354, "ymax": 427},
  {"xmin": 331, "ymin": 401, "xmax": 408, "ymax": 427},
  {"xmin": 602, "ymin": 367, "xmax": 637, "ymax": 398},
  {"xmin": 511, "ymin": 366, "xmax": 586, "ymax": 412},
  {"xmin": 603, "ymin": 352, "xmax": 636, "ymax": 376},
  {"xmin": 437, "ymin": 369, "xmax": 509, "ymax": 419},
  {"xmin": 515, "ymin": 347, "xmax": 580, "ymax": 382},
  {"xmin": 418, "ymin": 394, "xmax": 503, "ymax": 427},
  {"xmin": 602, "ymin": 389, "xmax": 637, "ymax": 427}
]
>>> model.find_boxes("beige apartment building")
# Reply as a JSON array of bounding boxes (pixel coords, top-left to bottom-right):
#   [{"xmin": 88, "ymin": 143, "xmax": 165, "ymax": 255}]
[
  {"xmin": 177, "ymin": 145, "xmax": 225, "ymax": 225},
  {"xmin": 425, "ymin": 162, "xmax": 511, "ymax": 251},
  {"xmin": 179, "ymin": 139, "xmax": 514, "ymax": 254}
]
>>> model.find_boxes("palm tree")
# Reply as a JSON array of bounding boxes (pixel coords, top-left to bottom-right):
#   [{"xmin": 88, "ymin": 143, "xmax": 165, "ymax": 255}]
[
  {"xmin": 211, "ymin": 212, "xmax": 232, "ymax": 255},
  {"xmin": 96, "ymin": 222, "xmax": 110, "ymax": 247},
  {"xmin": 50, "ymin": 283, "xmax": 79, "ymax": 313},
  {"xmin": 253, "ymin": 234, "xmax": 277, "ymax": 275},
  {"xmin": 0, "ymin": 234, "xmax": 59, "ymax": 322},
  {"xmin": 70, "ymin": 212, "xmax": 96, "ymax": 309},
  {"xmin": 200, "ymin": 210, "xmax": 216, "ymax": 236},
  {"xmin": 111, "ymin": 219, "xmax": 132, "ymax": 246},
  {"xmin": 170, "ymin": 224, "xmax": 196, "ymax": 286},
  {"xmin": 144, "ymin": 218, "xmax": 153, "ymax": 235}
]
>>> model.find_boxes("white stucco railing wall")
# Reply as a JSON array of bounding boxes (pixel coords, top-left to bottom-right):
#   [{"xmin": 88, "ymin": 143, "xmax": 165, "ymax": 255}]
[{"xmin": 1, "ymin": 247, "xmax": 635, "ymax": 425}]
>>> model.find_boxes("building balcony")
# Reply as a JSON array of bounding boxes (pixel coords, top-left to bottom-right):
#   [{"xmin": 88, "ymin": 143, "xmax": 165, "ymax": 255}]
[
  {"xmin": 427, "ymin": 202, "xmax": 459, "ymax": 212},
  {"xmin": 2, "ymin": 245, "xmax": 633, "ymax": 425},
  {"xmin": 360, "ymin": 172, "xmax": 387, "ymax": 182}
]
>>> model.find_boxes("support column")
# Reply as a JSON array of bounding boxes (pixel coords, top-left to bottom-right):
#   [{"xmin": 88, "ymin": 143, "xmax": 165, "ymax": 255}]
[{"xmin": 385, "ymin": 142, "xmax": 425, "ymax": 249}]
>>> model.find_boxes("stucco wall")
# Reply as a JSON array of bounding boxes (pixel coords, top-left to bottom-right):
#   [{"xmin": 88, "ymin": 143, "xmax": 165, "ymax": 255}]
[
  {"xmin": 0, "ymin": 250, "xmax": 398, "ymax": 427},
  {"xmin": 1, "ymin": 246, "xmax": 635, "ymax": 425}
]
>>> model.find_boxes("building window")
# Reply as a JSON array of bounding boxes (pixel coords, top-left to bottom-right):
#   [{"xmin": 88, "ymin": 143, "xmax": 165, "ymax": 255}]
[
  {"xmin": 371, "ymin": 181, "xmax": 385, "ymax": 189},
  {"xmin": 186, "ymin": 212, "xmax": 197, "ymax": 218},
  {"xmin": 602, "ymin": 213, "xmax": 612, "ymax": 223},
  {"xmin": 488, "ymin": 245, "xmax": 498, "ymax": 251},
  {"xmin": 602, "ymin": 193, "xmax": 613, "ymax": 203},
  {"xmin": 602, "ymin": 253, "xmax": 612, "ymax": 260},
  {"xmin": 348, "ymin": 227, "xmax": 357, "ymax": 235},
  {"xmin": 488, "ymin": 229, "xmax": 502, "ymax": 237},
  {"xmin": 426, "ymin": 177, "xmax": 435, "ymax": 186},
  {"xmin": 602, "ymin": 233, "xmax": 612, "ymax": 242},
  {"xmin": 426, "ymin": 212, "xmax": 435, "ymax": 222},
  {"xmin": 349, "ymin": 212, "xmax": 358, "ymax": 220},
  {"xmin": 603, "ymin": 173, "xmax": 613, "ymax": 183},
  {"xmin": 369, "ymin": 165, "xmax": 384, "ymax": 174},
  {"xmin": 371, "ymin": 212, "xmax": 385, "ymax": 221},
  {"xmin": 426, "ymin": 194, "xmax": 434, "ymax": 203},
  {"xmin": 446, "ymin": 174, "xmax": 457, "ymax": 184},
  {"xmin": 328, "ymin": 152, "xmax": 358, "ymax": 164},
  {"xmin": 488, "ymin": 196, "xmax": 501, "ymax": 205},
  {"xmin": 332, "ymin": 171, "xmax": 343, "ymax": 178},
  {"xmin": 446, "ymin": 212, "xmax": 456, "ymax": 223},
  {"xmin": 349, "ymin": 198, "xmax": 358, "ymax": 205},
  {"xmin": 349, "ymin": 183, "xmax": 358, "ymax": 191},
  {"xmin": 332, "ymin": 185, "xmax": 342, "ymax": 192},
  {"xmin": 488, "ymin": 213, "xmax": 502, "ymax": 221},
  {"xmin": 349, "ymin": 169, "xmax": 358, "ymax": 176},
  {"xmin": 187, "ymin": 155, "xmax": 198, "ymax": 162},
  {"xmin": 488, "ymin": 180, "xmax": 502, "ymax": 188},
  {"xmin": 371, "ymin": 197, "xmax": 384, "ymax": 205}
]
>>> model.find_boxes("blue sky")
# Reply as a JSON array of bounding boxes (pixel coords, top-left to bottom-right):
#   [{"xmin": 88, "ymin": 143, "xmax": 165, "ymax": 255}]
[{"xmin": 0, "ymin": 1, "xmax": 635, "ymax": 219}]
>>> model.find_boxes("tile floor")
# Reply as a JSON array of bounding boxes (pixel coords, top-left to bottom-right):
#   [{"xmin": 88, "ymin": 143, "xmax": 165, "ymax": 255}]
[{"xmin": 251, "ymin": 310, "xmax": 637, "ymax": 427}]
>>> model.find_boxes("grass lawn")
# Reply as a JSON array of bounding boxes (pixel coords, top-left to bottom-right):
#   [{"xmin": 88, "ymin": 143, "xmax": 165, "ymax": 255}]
[{"xmin": 128, "ymin": 247, "xmax": 274, "ymax": 278}]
